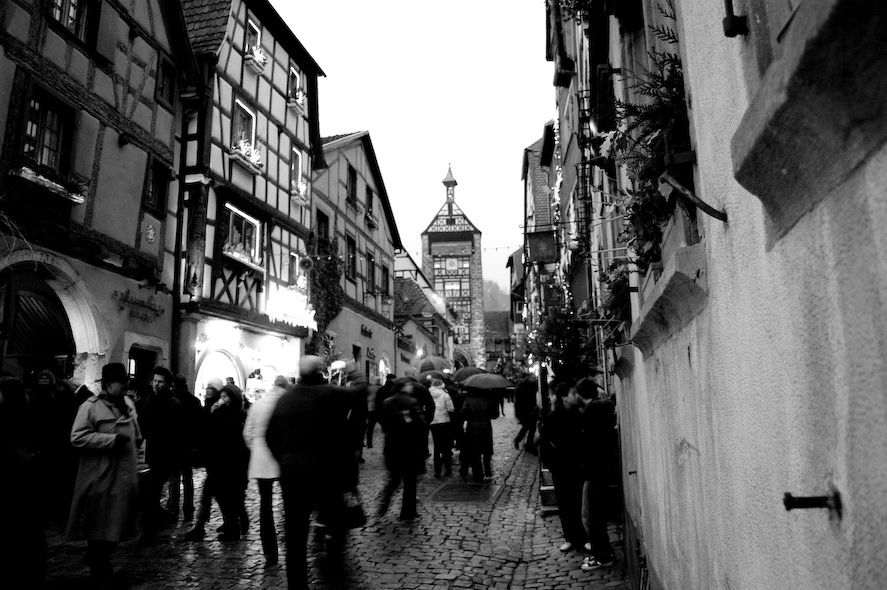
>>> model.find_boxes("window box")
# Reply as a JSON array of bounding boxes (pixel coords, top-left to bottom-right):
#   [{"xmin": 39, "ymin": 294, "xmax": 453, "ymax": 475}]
[
  {"xmin": 290, "ymin": 180, "xmax": 309, "ymax": 207},
  {"xmin": 228, "ymin": 139, "xmax": 263, "ymax": 175},
  {"xmin": 244, "ymin": 46, "xmax": 267, "ymax": 75},
  {"xmin": 365, "ymin": 211, "xmax": 378, "ymax": 229},
  {"xmin": 287, "ymin": 89, "xmax": 305, "ymax": 112}
]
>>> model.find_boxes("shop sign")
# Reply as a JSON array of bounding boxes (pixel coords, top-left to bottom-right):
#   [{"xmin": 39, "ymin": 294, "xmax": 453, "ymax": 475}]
[
  {"xmin": 113, "ymin": 289, "xmax": 165, "ymax": 323},
  {"xmin": 366, "ymin": 347, "xmax": 375, "ymax": 360},
  {"xmin": 361, "ymin": 324, "xmax": 373, "ymax": 338},
  {"xmin": 400, "ymin": 353, "xmax": 411, "ymax": 364}
]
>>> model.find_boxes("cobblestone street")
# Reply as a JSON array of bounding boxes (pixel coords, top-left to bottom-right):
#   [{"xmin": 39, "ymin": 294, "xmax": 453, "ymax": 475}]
[{"xmin": 43, "ymin": 403, "xmax": 627, "ymax": 590}]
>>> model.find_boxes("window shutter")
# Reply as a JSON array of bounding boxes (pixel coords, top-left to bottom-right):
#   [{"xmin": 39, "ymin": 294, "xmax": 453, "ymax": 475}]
[{"xmin": 94, "ymin": 1, "xmax": 117, "ymax": 62}]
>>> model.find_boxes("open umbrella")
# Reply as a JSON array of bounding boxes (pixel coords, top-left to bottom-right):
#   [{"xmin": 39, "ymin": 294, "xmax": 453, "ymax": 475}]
[
  {"xmin": 452, "ymin": 366, "xmax": 485, "ymax": 383},
  {"xmin": 413, "ymin": 355, "xmax": 451, "ymax": 373},
  {"xmin": 460, "ymin": 373, "xmax": 512, "ymax": 390}
]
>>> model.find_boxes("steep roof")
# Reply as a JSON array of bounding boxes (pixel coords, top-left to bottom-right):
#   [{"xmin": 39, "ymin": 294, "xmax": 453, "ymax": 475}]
[
  {"xmin": 181, "ymin": 0, "xmax": 324, "ymax": 75},
  {"xmin": 180, "ymin": 0, "xmax": 232, "ymax": 55},
  {"xmin": 422, "ymin": 199, "xmax": 481, "ymax": 235},
  {"xmin": 321, "ymin": 131, "xmax": 403, "ymax": 249},
  {"xmin": 394, "ymin": 277, "xmax": 437, "ymax": 319}
]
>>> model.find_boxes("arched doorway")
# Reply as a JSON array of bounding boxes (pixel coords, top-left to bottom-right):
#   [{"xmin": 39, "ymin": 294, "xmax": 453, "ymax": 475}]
[
  {"xmin": 453, "ymin": 348, "xmax": 471, "ymax": 370},
  {"xmin": 0, "ymin": 266, "xmax": 76, "ymax": 383},
  {"xmin": 195, "ymin": 349, "xmax": 242, "ymax": 402}
]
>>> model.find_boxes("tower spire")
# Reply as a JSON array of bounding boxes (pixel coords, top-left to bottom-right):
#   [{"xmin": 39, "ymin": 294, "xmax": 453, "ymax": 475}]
[{"xmin": 442, "ymin": 164, "xmax": 457, "ymax": 202}]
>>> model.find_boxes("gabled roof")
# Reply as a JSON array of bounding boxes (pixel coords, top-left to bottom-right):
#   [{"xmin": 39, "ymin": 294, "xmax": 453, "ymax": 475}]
[
  {"xmin": 180, "ymin": 0, "xmax": 231, "ymax": 55},
  {"xmin": 181, "ymin": 0, "xmax": 324, "ymax": 75},
  {"xmin": 321, "ymin": 131, "xmax": 402, "ymax": 250},
  {"xmin": 422, "ymin": 199, "xmax": 481, "ymax": 235}
]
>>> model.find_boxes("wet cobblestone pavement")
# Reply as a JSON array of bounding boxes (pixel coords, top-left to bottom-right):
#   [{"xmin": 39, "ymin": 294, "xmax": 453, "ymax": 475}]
[{"xmin": 43, "ymin": 403, "xmax": 628, "ymax": 589}]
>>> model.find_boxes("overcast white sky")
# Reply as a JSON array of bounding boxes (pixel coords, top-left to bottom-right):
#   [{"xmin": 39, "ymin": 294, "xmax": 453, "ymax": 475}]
[{"xmin": 269, "ymin": 0, "xmax": 555, "ymax": 290}]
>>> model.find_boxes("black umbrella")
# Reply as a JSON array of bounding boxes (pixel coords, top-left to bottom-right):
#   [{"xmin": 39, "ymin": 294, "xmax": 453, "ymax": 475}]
[
  {"xmin": 461, "ymin": 373, "xmax": 512, "ymax": 390},
  {"xmin": 418, "ymin": 369, "xmax": 448, "ymax": 383},
  {"xmin": 452, "ymin": 366, "xmax": 485, "ymax": 383}
]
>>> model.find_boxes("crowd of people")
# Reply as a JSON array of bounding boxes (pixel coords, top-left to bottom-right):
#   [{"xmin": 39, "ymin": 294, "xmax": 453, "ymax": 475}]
[{"xmin": 0, "ymin": 358, "xmax": 617, "ymax": 589}]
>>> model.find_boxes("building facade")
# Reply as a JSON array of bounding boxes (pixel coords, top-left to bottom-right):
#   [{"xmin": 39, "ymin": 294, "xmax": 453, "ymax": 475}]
[
  {"xmin": 310, "ymin": 131, "xmax": 402, "ymax": 380},
  {"xmin": 536, "ymin": 2, "xmax": 887, "ymax": 589},
  {"xmin": 0, "ymin": 0, "xmax": 197, "ymax": 386},
  {"xmin": 420, "ymin": 167, "xmax": 484, "ymax": 368},
  {"xmin": 177, "ymin": 0, "xmax": 323, "ymax": 398}
]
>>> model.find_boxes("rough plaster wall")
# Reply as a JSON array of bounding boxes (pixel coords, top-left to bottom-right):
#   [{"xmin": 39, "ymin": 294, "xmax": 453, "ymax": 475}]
[{"xmin": 619, "ymin": 1, "xmax": 887, "ymax": 589}]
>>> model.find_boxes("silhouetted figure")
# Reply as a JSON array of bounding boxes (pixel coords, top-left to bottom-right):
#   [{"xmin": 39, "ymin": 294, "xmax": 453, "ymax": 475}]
[
  {"xmin": 266, "ymin": 356, "xmax": 352, "ymax": 590},
  {"xmin": 378, "ymin": 380, "xmax": 427, "ymax": 520}
]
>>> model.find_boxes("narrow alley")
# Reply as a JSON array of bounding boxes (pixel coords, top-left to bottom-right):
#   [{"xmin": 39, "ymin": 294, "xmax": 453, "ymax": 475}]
[{"xmin": 43, "ymin": 402, "xmax": 627, "ymax": 590}]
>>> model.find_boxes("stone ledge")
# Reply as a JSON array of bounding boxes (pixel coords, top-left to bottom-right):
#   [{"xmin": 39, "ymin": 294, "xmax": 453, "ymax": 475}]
[
  {"xmin": 630, "ymin": 242, "xmax": 707, "ymax": 357},
  {"xmin": 731, "ymin": 0, "xmax": 887, "ymax": 238}
]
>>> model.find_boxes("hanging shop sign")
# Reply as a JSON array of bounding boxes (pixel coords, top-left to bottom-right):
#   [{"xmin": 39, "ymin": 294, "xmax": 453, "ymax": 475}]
[{"xmin": 113, "ymin": 289, "xmax": 165, "ymax": 323}]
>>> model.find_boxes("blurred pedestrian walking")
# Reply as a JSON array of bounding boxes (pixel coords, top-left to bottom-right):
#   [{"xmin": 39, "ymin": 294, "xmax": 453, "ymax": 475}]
[
  {"xmin": 243, "ymin": 374, "xmax": 288, "ymax": 565},
  {"xmin": 378, "ymin": 380, "xmax": 427, "ymax": 520},
  {"xmin": 513, "ymin": 375, "xmax": 539, "ymax": 454},
  {"xmin": 66, "ymin": 363, "xmax": 143, "ymax": 588},
  {"xmin": 266, "ymin": 355, "xmax": 352, "ymax": 590}
]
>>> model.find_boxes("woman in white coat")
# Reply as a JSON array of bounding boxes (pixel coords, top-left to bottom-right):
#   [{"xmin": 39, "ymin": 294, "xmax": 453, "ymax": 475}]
[{"xmin": 243, "ymin": 375, "xmax": 288, "ymax": 565}]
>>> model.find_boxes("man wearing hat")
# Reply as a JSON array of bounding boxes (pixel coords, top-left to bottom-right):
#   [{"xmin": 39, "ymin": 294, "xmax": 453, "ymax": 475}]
[
  {"xmin": 266, "ymin": 355, "xmax": 352, "ymax": 590},
  {"xmin": 67, "ymin": 362, "xmax": 143, "ymax": 588}
]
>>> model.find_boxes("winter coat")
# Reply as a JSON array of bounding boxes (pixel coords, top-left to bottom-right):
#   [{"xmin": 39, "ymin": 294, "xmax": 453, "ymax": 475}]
[
  {"xmin": 243, "ymin": 386, "xmax": 284, "ymax": 480},
  {"xmin": 379, "ymin": 391, "xmax": 427, "ymax": 473},
  {"xmin": 429, "ymin": 386, "xmax": 454, "ymax": 425},
  {"xmin": 206, "ymin": 387, "xmax": 248, "ymax": 487},
  {"xmin": 460, "ymin": 395, "xmax": 494, "ymax": 455},
  {"xmin": 266, "ymin": 381, "xmax": 353, "ymax": 497},
  {"xmin": 66, "ymin": 393, "xmax": 143, "ymax": 543}
]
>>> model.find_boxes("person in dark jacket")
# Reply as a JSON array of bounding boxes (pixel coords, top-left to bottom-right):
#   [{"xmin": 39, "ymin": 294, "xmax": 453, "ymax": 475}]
[
  {"xmin": 458, "ymin": 389, "xmax": 497, "ymax": 482},
  {"xmin": 397, "ymin": 370, "xmax": 433, "ymax": 473},
  {"xmin": 539, "ymin": 382, "xmax": 587, "ymax": 552},
  {"xmin": 377, "ymin": 380, "xmax": 427, "ymax": 520},
  {"xmin": 167, "ymin": 374, "xmax": 202, "ymax": 521},
  {"xmin": 266, "ymin": 355, "xmax": 352, "ymax": 590},
  {"xmin": 137, "ymin": 366, "xmax": 183, "ymax": 544},
  {"xmin": 184, "ymin": 381, "xmax": 248, "ymax": 542},
  {"xmin": 184, "ymin": 377, "xmax": 223, "ymax": 541},
  {"xmin": 513, "ymin": 375, "xmax": 539, "ymax": 453},
  {"xmin": 1, "ymin": 376, "xmax": 47, "ymax": 589},
  {"xmin": 575, "ymin": 375, "xmax": 617, "ymax": 571}
]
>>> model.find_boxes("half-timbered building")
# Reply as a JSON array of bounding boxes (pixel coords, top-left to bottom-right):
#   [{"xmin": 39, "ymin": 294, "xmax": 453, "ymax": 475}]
[
  {"xmin": 0, "ymin": 0, "xmax": 198, "ymax": 386},
  {"xmin": 310, "ymin": 131, "xmax": 402, "ymax": 379},
  {"xmin": 178, "ymin": 0, "xmax": 323, "ymax": 397}
]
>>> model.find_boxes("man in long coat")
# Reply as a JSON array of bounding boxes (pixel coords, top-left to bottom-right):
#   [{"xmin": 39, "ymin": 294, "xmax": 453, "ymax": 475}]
[
  {"xmin": 266, "ymin": 355, "xmax": 351, "ymax": 590},
  {"xmin": 67, "ymin": 362, "xmax": 143, "ymax": 587}
]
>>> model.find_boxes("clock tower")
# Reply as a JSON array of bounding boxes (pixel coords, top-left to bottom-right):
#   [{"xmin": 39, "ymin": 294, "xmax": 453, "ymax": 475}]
[{"xmin": 421, "ymin": 166, "xmax": 485, "ymax": 368}]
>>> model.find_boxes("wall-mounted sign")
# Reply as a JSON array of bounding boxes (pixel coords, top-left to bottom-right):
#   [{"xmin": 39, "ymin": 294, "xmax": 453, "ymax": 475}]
[
  {"xmin": 360, "ymin": 324, "xmax": 373, "ymax": 338},
  {"xmin": 400, "ymin": 353, "xmax": 411, "ymax": 364},
  {"xmin": 113, "ymin": 289, "xmax": 165, "ymax": 323},
  {"xmin": 145, "ymin": 224, "xmax": 157, "ymax": 243},
  {"xmin": 366, "ymin": 347, "xmax": 375, "ymax": 360},
  {"xmin": 526, "ymin": 231, "xmax": 558, "ymax": 263}
]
